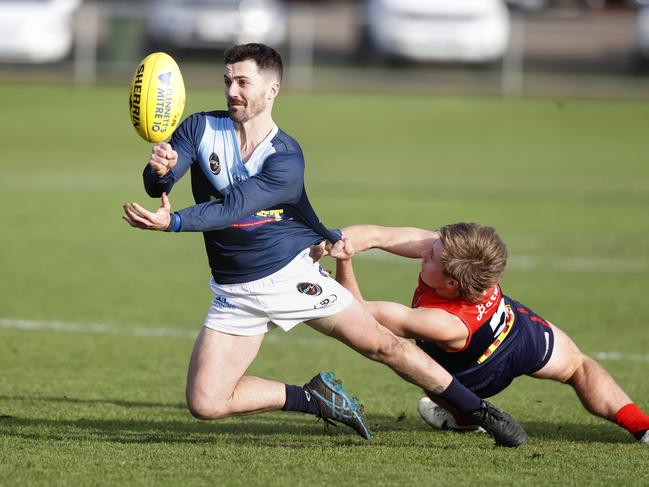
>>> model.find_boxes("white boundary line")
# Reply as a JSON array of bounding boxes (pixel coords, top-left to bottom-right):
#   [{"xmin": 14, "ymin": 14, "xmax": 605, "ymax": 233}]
[
  {"xmin": 0, "ymin": 318, "xmax": 327, "ymax": 347},
  {"xmin": 356, "ymin": 249, "xmax": 648, "ymax": 273},
  {"xmin": 1, "ymin": 318, "xmax": 647, "ymax": 360}
]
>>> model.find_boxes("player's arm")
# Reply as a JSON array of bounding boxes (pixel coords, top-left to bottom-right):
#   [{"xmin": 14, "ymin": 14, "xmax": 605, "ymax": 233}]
[
  {"xmin": 124, "ymin": 151, "xmax": 311, "ymax": 233},
  {"xmin": 143, "ymin": 113, "xmax": 201, "ymax": 197},
  {"xmin": 335, "ymin": 258, "xmax": 467, "ymax": 345},
  {"xmin": 335, "ymin": 257, "xmax": 364, "ymax": 302},
  {"xmin": 166, "ymin": 151, "xmax": 305, "ymax": 232},
  {"xmin": 369, "ymin": 301, "xmax": 468, "ymax": 347},
  {"xmin": 342, "ymin": 225, "xmax": 438, "ymax": 258}
]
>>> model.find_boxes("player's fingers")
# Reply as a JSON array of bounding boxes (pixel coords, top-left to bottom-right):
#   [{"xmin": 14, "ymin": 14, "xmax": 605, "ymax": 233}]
[
  {"xmin": 154, "ymin": 142, "xmax": 172, "ymax": 154},
  {"xmin": 127, "ymin": 202, "xmax": 145, "ymax": 218},
  {"xmin": 122, "ymin": 206, "xmax": 147, "ymax": 229},
  {"xmin": 150, "ymin": 161, "xmax": 170, "ymax": 177},
  {"xmin": 149, "ymin": 160, "xmax": 165, "ymax": 172},
  {"xmin": 153, "ymin": 146, "xmax": 170, "ymax": 160},
  {"xmin": 124, "ymin": 205, "xmax": 153, "ymax": 228},
  {"xmin": 122, "ymin": 214, "xmax": 145, "ymax": 229},
  {"xmin": 344, "ymin": 238, "xmax": 355, "ymax": 256},
  {"xmin": 123, "ymin": 203, "xmax": 143, "ymax": 220},
  {"xmin": 329, "ymin": 240, "xmax": 345, "ymax": 257},
  {"xmin": 150, "ymin": 153, "xmax": 169, "ymax": 166},
  {"xmin": 161, "ymin": 192, "xmax": 171, "ymax": 211},
  {"xmin": 130, "ymin": 202, "xmax": 153, "ymax": 219},
  {"xmin": 166, "ymin": 149, "xmax": 178, "ymax": 160}
]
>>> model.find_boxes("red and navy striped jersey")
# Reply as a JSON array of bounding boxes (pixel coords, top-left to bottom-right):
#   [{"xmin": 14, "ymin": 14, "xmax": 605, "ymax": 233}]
[{"xmin": 412, "ymin": 276, "xmax": 519, "ymax": 373}]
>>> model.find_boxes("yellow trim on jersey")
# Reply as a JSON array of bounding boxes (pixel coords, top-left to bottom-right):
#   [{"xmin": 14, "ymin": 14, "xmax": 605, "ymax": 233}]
[{"xmin": 476, "ymin": 305, "xmax": 515, "ymax": 365}]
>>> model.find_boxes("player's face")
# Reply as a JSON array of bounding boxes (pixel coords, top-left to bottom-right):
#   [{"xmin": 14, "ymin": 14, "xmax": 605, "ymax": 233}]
[
  {"xmin": 420, "ymin": 239, "xmax": 458, "ymax": 296},
  {"xmin": 224, "ymin": 60, "xmax": 278, "ymax": 124}
]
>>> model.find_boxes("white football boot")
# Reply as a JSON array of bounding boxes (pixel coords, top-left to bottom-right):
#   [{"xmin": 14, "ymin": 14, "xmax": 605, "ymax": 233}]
[
  {"xmin": 638, "ymin": 430, "xmax": 649, "ymax": 444},
  {"xmin": 417, "ymin": 396, "xmax": 486, "ymax": 433}
]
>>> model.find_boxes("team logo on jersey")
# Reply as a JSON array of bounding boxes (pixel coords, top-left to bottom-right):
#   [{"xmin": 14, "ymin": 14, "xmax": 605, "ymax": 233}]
[
  {"xmin": 230, "ymin": 209, "xmax": 284, "ymax": 230},
  {"xmin": 314, "ymin": 294, "xmax": 337, "ymax": 309},
  {"xmin": 476, "ymin": 285, "xmax": 501, "ymax": 321},
  {"xmin": 209, "ymin": 152, "xmax": 221, "ymax": 175},
  {"xmin": 297, "ymin": 282, "xmax": 322, "ymax": 296}
]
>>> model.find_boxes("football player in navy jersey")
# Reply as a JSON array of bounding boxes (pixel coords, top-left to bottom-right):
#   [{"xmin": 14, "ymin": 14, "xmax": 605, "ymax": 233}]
[
  {"xmin": 122, "ymin": 43, "xmax": 527, "ymax": 446},
  {"xmin": 332, "ymin": 222, "xmax": 649, "ymax": 444}
]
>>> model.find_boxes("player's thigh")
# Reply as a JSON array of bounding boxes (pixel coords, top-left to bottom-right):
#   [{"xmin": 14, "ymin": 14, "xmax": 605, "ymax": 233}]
[
  {"xmin": 530, "ymin": 323, "xmax": 583, "ymax": 382},
  {"xmin": 187, "ymin": 327, "xmax": 265, "ymax": 400},
  {"xmin": 307, "ymin": 298, "xmax": 395, "ymax": 356}
]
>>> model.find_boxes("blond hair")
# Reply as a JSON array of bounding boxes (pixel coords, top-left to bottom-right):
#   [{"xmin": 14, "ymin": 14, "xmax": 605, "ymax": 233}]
[{"xmin": 438, "ymin": 223, "xmax": 508, "ymax": 303}]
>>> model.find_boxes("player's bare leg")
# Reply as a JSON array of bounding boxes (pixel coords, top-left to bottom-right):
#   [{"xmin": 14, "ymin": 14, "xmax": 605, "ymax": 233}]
[
  {"xmin": 532, "ymin": 323, "xmax": 649, "ymax": 442},
  {"xmin": 186, "ymin": 328, "xmax": 285, "ymax": 419},
  {"xmin": 308, "ymin": 299, "xmax": 528, "ymax": 447},
  {"xmin": 185, "ymin": 327, "xmax": 372, "ymax": 439},
  {"xmin": 309, "ymin": 299, "xmax": 453, "ymax": 393}
]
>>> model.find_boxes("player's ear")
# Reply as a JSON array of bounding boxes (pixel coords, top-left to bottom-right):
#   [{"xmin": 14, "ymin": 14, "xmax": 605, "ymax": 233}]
[
  {"xmin": 268, "ymin": 80, "xmax": 280, "ymax": 100},
  {"xmin": 446, "ymin": 278, "xmax": 459, "ymax": 291}
]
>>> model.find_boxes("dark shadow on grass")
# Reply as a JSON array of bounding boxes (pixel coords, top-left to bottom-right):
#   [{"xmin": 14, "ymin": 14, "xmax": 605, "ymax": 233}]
[
  {"xmin": 413, "ymin": 420, "xmax": 632, "ymax": 445},
  {"xmin": 0, "ymin": 409, "xmax": 634, "ymax": 447},
  {"xmin": 0, "ymin": 415, "xmax": 375, "ymax": 447}
]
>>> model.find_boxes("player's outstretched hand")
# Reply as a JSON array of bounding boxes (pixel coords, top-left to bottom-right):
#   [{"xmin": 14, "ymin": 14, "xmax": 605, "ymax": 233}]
[
  {"xmin": 149, "ymin": 142, "xmax": 178, "ymax": 177},
  {"xmin": 122, "ymin": 192, "xmax": 172, "ymax": 231},
  {"xmin": 326, "ymin": 236, "xmax": 355, "ymax": 260}
]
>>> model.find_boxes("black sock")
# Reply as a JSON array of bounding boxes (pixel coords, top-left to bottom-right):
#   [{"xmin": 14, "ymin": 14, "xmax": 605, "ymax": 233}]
[
  {"xmin": 438, "ymin": 378, "xmax": 482, "ymax": 415},
  {"xmin": 281, "ymin": 384, "xmax": 321, "ymax": 415}
]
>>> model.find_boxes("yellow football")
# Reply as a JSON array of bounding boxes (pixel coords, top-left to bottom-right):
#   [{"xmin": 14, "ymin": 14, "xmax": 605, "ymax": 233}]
[{"xmin": 129, "ymin": 52, "xmax": 186, "ymax": 143}]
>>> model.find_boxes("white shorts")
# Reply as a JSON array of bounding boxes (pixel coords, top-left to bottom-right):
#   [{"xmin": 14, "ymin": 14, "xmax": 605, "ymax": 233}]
[{"xmin": 203, "ymin": 248, "xmax": 354, "ymax": 336}]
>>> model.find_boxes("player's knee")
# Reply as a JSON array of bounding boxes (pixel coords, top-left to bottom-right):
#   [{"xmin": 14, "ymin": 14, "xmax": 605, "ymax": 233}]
[
  {"xmin": 186, "ymin": 393, "xmax": 232, "ymax": 420},
  {"xmin": 563, "ymin": 352, "xmax": 588, "ymax": 384}
]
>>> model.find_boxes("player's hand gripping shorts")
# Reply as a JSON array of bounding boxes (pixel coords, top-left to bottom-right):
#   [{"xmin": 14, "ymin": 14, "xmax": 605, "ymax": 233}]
[{"xmin": 203, "ymin": 248, "xmax": 354, "ymax": 336}]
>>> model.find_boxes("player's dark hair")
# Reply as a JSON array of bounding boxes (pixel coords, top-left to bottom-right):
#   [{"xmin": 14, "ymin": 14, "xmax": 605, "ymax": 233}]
[
  {"xmin": 438, "ymin": 223, "xmax": 508, "ymax": 303},
  {"xmin": 224, "ymin": 43, "xmax": 283, "ymax": 81}
]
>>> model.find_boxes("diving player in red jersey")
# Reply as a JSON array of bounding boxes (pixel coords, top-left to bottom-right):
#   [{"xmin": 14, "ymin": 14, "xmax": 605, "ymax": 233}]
[{"xmin": 332, "ymin": 223, "xmax": 649, "ymax": 444}]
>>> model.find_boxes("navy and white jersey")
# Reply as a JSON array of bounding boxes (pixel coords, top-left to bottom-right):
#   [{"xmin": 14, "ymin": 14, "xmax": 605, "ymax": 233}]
[{"xmin": 143, "ymin": 110, "xmax": 339, "ymax": 284}]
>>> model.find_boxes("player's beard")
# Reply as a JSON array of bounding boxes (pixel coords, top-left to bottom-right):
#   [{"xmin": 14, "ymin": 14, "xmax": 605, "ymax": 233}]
[{"xmin": 228, "ymin": 96, "xmax": 267, "ymax": 124}]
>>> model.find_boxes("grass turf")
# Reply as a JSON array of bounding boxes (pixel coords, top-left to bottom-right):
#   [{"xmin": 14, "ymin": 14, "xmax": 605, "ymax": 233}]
[{"xmin": 1, "ymin": 83, "xmax": 648, "ymax": 485}]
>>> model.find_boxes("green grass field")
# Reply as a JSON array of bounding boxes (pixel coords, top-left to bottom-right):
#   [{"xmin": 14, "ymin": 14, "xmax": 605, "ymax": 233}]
[{"xmin": 1, "ymin": 83, "xmax": 648, "ymax": 485}]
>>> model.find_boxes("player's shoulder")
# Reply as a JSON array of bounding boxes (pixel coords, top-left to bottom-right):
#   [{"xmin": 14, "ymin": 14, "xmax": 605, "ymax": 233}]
[
  {"xmin": 174, "ymin": 110, "xmax": 230, "ymax": 143},
  {"xmin": 270, "ymin": 128, "xmax": 303, "ymax": 155}
]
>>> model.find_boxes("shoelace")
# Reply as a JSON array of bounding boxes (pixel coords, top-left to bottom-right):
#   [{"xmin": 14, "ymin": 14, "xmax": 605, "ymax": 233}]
[
  {"xmin": 312, "ymin": 415, "xmax": 338, "ymax": 433},
  {"xmin": 481, "ymin": 403, "xmax": 504, "ymax": 422}
]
